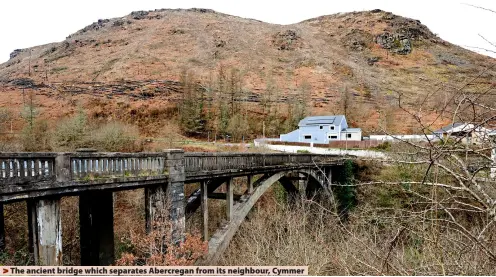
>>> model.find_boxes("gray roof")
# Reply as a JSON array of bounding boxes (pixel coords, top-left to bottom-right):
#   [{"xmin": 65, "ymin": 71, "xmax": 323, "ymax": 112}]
[
  {"xmin": 433, "ymin": 123, "xmax": 466, "ymax": 134},
  {"xmin": 298, "ymin": 115, "xmax": 345, "ymax": 127}
]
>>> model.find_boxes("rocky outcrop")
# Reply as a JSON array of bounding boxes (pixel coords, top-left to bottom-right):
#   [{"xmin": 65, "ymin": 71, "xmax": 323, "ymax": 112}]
[
  {"xmin": 9, "ymin": 49, "xmax": 24, "ymax": 60},
  {"xmin": 272, "ymin": 30, "xmax": 301, "ymax": 51},
  {"xmin": 9, "ymin": 78, "xmax": 36, "ymax": 87},
  {"xmin": 112, "ymin": 19, "xmax": 132, "ymax": 27},
  {"xmin": 375, "ymin": 11, "xmax": 437, "ymax": 55},
  {"xmin": 342, "ymin": 29, "xmax": 373, "ymax": 51},
  {"xmin": 79, "ymin": 19, "xmax": 110, "ymax": 33},
  {"xmin": 367, "ymin": 56, "xmax": 380, "ymax": 65},
  {"xmin": 376, "ymin": 32, "xmax": 412, "ymax": 55},
  {"xmin": 130, "ymin": 11, "xmax": 149, "ymax": 20}
]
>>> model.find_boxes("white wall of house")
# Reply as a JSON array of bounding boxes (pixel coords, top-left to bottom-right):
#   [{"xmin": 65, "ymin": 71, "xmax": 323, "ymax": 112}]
[
  {"xmin": 255, "ymin": 143, "xmax": 387, "ymax": 158},
  {"xmin": 370, "ymin": 134, "xmax": 437, "ymax": 141},
  {"xmin": 339, "ymin": 132, "xmax": 361, "ymax": 141}
]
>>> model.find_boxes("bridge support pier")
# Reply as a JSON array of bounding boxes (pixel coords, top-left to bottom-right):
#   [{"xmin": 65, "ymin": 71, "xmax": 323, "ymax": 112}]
[
  {"xmin": 145, "ymin": 185, "xmax": 167, "ymax": 233},
  {"xmin": 247, "ymin": 175, "xmax": 253, "ymax": 194},
  {"xmin": 326, "ymin": 167, "xmax": 332, "ymax": 186},
  {"xmin": 0, "ymin": 204, "xmax": 4, "ymax": 252},
  {"xmin": 27, "ymin": 201, "xmax": 34, "ymax": 254},
  {"xmin": 226, "ymin": 178, "xmax": 233, "ymax": 221},
  {"xmin": 29, "ymin": 197, "xmax": 62, "ymax": 265},
  {"xmin": 166, "ymin": 150, "xmax": 185, "ymax": 243},
  {"xmin": 298, "ymin": 173, "xmax": 307, "ymax": 195},
  {"xmin": 79, "ymin": 191, "xmax": 114, "ymax": 266},
  {"xmin": 201, "ymin": 181, "xmax": 208, "ymax": 241},
  {"xmin": 145, "ymin": 150, "xmax": 185, "ymax": 243}
]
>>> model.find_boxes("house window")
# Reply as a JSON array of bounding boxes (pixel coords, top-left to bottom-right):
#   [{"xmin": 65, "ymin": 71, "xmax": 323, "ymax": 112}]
[
  {"xmin": 347, "ymin": 134, "xmax": 352, "ymax": 139},
  {"xmin": 330, "ymin": 126, "xmax": 335, "ymax": 130},
  {"xmin": 330, "ymin": 135, "xmax": 337, "ymax": 139},
  {"xmin": 304, "ymin": 135, "xmax": 312, "ymax": 140},
  {"xmin": 319, "ymin": 126, "xmax": 323, "ymax": 129}
]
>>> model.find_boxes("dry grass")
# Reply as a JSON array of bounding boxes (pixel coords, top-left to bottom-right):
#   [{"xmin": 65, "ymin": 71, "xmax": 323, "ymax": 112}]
[{"xmin": 220, "ymin": 194, "xmax": 496, "ymax": 275}]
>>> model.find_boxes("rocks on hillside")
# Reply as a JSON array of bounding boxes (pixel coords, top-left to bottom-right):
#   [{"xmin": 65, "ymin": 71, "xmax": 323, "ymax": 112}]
[
  {"xmin": 375, "ymin": 12, "xmax": 436, "ymax": 55},
  {"xmin": 342, "ymin": 29, "xmax": 374, "ymax": 51},
  {"xmin": 215, "ymin": 38, "xmax": 226, "ymax": 48},
  {"xmin": 9, "ymin": 49, "xmax": 25, "ymax": 59},
  {"xmin": 272, "ymin": 30, "xmax": 301, "ymax": 51},
  {"xmin": 113, "ymin": 19, "xmax": 132, "ymax": 27},
  {"xmin": 80, "ymin": 19, "xmax": 110, "ymax": 33},
  {"xmin": 169, "ymin": 28, "xmax": 185, "ymax": 35},
  {"xmin": 376, "ymin": 32, "xmax": 412, "ymax": 55},
  {"xmin": 131, "ymin": 11, "xmax": 149, "ymax": 20},
  {"xmin": 9, "ymin": 78, "xmax": 36, "ymax": 87},
  {"xmin": 367, "ymin": 56, "xmax": 380, "ymax": 65},
  {"xmin": 189, "ymin": 8, "xmax": 216, "ymax": 14}
]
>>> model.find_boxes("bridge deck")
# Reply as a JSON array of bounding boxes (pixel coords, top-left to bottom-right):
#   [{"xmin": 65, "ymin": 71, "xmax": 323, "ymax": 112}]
[{"xmin": 0, "ymin": 152, "xmax": 343, "ymax": 202}]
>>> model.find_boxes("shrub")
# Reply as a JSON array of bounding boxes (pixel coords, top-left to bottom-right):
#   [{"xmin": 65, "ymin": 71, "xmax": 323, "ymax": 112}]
[
  {"xmin": 373, "ymin": 141, "xmax": 391, "ymax": 151},
  {"xmin": 0, "ymin": 108, "xmax": 12, "ymax": 133},
  {"xmin": 52, "ymin": 109, "xmax": 88, "ymax": 151},
  {"xmin": 115, "ymin": 199, "xmax": 207, "ymax": 266},
  {"xmin": 88, "ymin": 122, "xmax": 142, "ymax": 152},
  {"xmin": 20, "ymin": 119, "xmax": 51, "ymax": 151}
]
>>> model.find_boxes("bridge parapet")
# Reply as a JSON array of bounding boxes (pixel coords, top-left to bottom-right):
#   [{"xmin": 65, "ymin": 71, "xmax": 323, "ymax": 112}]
[
  {"xmin": 0, "ymin": 153, "xmax": 57, "ymax": 185},
  {"xmin": 70, "ymin": 152, "xmax": 167, "ymax": 180},
  {"xmin": 0, "ymin": 151, "xmax": 341, "ymax": 202},
  {"xmin": 184, "ymin": 152, "xmax": 334, "ymax": 173}
]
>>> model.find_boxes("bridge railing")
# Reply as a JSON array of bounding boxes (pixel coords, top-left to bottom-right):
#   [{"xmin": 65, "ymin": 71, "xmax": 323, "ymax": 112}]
[
  {"xmin": 1, "ymin": 151, "xmax": 338, "ymax": 185},
  {"xmin": 0, "ymin": 153, "xmax": 57, "ymax": 184},
  {"xmin": 183, "ymin": 152, "xmax": 333, "ymax": 173},
  {"xmin": 70, "ymin": 152, "xmax": 167, "ymax": 180}
]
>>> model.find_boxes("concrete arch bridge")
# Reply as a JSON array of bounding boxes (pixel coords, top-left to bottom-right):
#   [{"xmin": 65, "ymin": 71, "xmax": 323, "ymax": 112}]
[{"xmin": 0, "ymin": 150, "xmax": 346, "ymax": 265}]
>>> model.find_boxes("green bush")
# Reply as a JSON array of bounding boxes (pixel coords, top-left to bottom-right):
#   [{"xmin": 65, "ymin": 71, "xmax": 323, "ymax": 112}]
[
  {"xmin": 335, "ymin": 160, "xmax": 357, "ymax": 219},
  {"xmin": 88, "ymin": 122, "xmax": 142, "ymax": 152},
  {"xmin": 21, "ymin": 120, "xmax": 51, "ymax": 151},
  {"xmin": 52, "ymin": 110, "xmax": 88, "ymax": 151},
  {"xmin": 373, "ymin": 141, "xmax": 391, "ymax": 151}
]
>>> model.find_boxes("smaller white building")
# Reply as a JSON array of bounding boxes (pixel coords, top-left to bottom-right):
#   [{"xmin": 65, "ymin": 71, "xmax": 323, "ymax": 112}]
[{"xmin": 433, "ymin": 123, "xmax": 493, "ymax": 144}]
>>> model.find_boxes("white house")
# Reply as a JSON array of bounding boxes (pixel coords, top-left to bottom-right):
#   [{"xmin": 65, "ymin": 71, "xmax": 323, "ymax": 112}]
[
  {"xmin": 280, "ymin": 115, "xmax": 362, "ymax": 144},
  {"xmin": 433, "ymin": 123, "xmax": 493, "ymax": 144}
]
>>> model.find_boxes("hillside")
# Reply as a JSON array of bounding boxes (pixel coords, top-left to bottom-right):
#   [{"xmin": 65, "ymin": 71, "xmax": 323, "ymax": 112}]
[{"xmin": 1, "ymin": 8, "xmax": 495, "ymax": 136}]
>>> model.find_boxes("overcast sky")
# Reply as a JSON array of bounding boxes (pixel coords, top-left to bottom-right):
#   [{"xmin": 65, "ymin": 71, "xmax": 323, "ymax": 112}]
[{"xmin": 0, "ymin": 0, "xmax": 495, "ymax": 63}]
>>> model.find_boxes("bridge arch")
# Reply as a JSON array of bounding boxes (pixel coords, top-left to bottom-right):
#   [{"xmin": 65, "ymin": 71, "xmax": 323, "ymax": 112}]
[{"xmin": 203, "ymin": 168, "xmax": 332, "ymax": 264}]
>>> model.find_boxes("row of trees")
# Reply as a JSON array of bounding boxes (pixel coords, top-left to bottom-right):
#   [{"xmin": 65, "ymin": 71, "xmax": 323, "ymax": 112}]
[
  {"xmin": 177, "ymin": 66, "xmax": 309, "ymax": 141},
  {"xmin": 0, "ymin": 90, "xmax": 142, "ymax": 152}
]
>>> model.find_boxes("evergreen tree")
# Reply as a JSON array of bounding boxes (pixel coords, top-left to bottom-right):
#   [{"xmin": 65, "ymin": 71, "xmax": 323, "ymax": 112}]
[
  {"xmin": 178, "ymin": 71, "xmax": 206, "ymax": 136},
  {"xmin": 335, "ymin": 160, "xmax": 357, "ymax": 220}
]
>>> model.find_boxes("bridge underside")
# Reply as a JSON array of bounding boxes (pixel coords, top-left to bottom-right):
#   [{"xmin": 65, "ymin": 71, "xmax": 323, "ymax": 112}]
[{"xmin": 185, "ymin": 167, "xmax": 340, "ymax": 264}]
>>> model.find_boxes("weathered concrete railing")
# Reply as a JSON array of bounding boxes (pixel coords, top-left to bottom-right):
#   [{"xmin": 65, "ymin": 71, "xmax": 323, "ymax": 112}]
[
  {"xmin": 1, "ymin": 152, "xmax": 334, "ymax": 187},
  {"xmin": 0, "ymin": 153, "xmax": 56, "ymax": 183},
  {"xmin": 184, "ymin": 153, "xmax": 330, "ymax": 174},
  {"xmin": 71, "ymin": 152, "xmax": 167, "ymax": 180}
]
